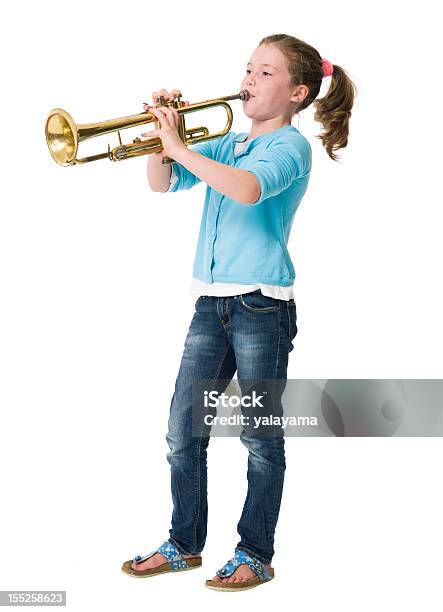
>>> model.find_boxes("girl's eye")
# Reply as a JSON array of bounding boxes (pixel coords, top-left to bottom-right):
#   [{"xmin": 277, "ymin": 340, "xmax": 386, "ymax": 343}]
[{"xmin": 245, "ymin": 69, "xmax": 272, "ymax": 76}]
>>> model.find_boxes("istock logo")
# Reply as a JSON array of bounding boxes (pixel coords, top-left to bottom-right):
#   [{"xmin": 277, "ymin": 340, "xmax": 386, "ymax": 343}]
[{"xmin": 203, "ymin": 390, "xmax": 264, "ymax": 409}]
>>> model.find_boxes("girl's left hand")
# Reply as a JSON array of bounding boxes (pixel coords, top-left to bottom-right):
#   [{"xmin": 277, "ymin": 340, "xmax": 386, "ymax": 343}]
[{"xmin": 140, "ymin": 105, "xmax": 187, "ymax": 159}]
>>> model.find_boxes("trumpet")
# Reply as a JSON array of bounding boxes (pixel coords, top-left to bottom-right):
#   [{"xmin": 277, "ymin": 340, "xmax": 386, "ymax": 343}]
[{"xmin": 45, "ymin": 90, "xmax": 250, "ymax": 166}]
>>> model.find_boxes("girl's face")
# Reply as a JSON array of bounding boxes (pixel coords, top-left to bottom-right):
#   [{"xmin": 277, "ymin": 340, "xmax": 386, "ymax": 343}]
[{"xmin": 241, "ymin": 45, "xmax": 300, "ymax": 121}]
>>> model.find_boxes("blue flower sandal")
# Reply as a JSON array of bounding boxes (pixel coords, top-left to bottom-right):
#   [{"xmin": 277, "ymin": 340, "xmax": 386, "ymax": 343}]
[
  {"xmin": 205, "ymin": 549, "xmax": 275, "ymax": 591},
  {"xmin": 121, "ymin": 540, "xmax": 202, "ymax": 578}
]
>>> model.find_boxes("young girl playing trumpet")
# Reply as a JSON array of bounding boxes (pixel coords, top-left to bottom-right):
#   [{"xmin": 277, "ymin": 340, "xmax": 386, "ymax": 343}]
[{"xmin": 121, "ymin": 33, "xmax": 357, "ymax": 591}]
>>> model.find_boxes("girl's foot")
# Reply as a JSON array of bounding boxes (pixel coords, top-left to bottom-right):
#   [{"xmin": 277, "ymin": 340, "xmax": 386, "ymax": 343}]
[
  {"xmin": 131, "ymin": 552, "xmax": 201, "ymax": 572},
  {"xmin": 209, "ymin": 562, "xmax": 272, "ymax": 584}
]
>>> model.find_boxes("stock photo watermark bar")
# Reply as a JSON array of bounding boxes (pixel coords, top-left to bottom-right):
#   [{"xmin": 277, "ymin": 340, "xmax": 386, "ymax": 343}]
[
  {"xmin": 0, "ymin": 592, "xmax": 66, "ymax": 606},
  {"xmin": 191, "ymin": 380, "xmax": 443, "ymax": 437}
]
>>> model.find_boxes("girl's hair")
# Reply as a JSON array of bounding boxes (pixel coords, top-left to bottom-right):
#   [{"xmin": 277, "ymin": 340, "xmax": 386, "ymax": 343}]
[{"xmin": 259, "ymin": 33, "xmax": 357, "ymax": 161}]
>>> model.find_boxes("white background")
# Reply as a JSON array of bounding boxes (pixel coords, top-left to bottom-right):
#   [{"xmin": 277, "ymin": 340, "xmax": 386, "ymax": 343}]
[{"xmin": 1, "ymin": 0, "xmax": 442, "ymax": 609}]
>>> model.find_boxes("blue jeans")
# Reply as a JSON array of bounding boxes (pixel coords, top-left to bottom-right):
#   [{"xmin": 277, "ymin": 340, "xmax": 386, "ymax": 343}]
[{"xmin": 165, "ymin": 289, "xmax": 297, "ymax": 564}]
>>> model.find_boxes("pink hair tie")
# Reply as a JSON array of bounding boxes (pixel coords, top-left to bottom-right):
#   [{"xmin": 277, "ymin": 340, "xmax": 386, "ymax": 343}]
[{"xmin": 321, "ymin": 58, "xmax": 334, "ymax": 78}]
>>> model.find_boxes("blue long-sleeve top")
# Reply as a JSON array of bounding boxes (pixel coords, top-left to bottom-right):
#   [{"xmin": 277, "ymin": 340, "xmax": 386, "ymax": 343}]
[{"xmin": 169, "ymin": 124, "xmax": 312, "ymax": 287}]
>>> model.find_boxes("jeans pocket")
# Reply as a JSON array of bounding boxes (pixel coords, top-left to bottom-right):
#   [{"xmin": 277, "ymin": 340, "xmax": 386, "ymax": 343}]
[{"xmin": 239, "ymin": 292, "xmax": 280, "ymax": 313}]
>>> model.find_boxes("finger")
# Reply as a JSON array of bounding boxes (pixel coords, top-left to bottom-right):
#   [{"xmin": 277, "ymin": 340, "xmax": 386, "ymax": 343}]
[
  {"xmin": 165, "ymin": 108, "xmax": 178, "ymax": 129},
  {"xmin": 157, "ymin": 106, "xmax": 177, "ymax": 128},
  {"xmin": 152, "ymin": 107, "xmax": 166, "ymax": 125},
  {"xmin": 161, "ymin": 88, "xmax": 182, "ymax": 100},
  {"xmin": 149, "ymin": 107, "xmax": 164, "ymax": 128},
  {"xmin": 158, "ymin": 106, "xmax": 173, "ymax": 115},
  {"xmin": 151, "ymin": 106, "xmax": 171, "ymax": 120},
  {"xmin": 152, "ymin": 89, "xmax": 181, "ymax": 105},
  {"xmin": 152, "ymin": 91, "xmax": 168, "ymax": 104},
  {"xmin": 153, "ymin": 89, "xmax": 169, "ymax": 99},
  {"xmin": 158, "ymin": 89, "xmax": 172, "ymax": 102},
  {"xmin": 140, "ymin": 130, "xmax": 159, "ymax": 138},
  {"xmin": 170, "ymin": 108, "xmax": 180, "ymax": 128},
  {"xmin": 170, "ymin": 108, "xmax": 180, "ymax": 127},
  {"xmin": 150, "ymin": 106, "xmax": 165, "ymax": 117}
]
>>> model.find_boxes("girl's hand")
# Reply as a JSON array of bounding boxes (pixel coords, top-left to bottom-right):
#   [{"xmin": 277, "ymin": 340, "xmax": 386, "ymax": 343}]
[
  {"xmin": 142, "ymin": 89, "xmax": 189, "ymax": 159},
  {"xmin": 140, "ymin": 105, "xmax": 186, "ymax": 160},
  {"xmin": 143, "ymin": 88, "xmax": 183, "ymax": 110}
]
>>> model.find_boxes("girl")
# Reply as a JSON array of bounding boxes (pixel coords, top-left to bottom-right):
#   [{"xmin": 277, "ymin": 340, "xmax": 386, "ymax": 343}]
[{"xmin": 121, "ymin": 33, "xmax": 357, "ymax": 591}]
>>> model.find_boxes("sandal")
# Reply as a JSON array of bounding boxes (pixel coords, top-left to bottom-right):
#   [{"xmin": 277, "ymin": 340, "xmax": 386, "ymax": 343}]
[
  {"xmin": 205, "ymin": 549, "xmax": 275, "ymax": 591},
  {"xmin": 121, "ymin": 540, "xmax": 202, "ymax": 578}
]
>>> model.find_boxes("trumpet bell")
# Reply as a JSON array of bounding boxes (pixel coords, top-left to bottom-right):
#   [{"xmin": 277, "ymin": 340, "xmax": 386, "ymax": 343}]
[{"xmin": 45, "ymin": 108, "xmax": 78, "ymax": 166}]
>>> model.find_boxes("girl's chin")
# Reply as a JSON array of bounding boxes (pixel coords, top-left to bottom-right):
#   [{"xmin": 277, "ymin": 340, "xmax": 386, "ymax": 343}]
[
  {"xmin": 243, "ymin": 101, "xmax": 257, "ymax": 113},
  {"xmin": 243, "ymin": 98, "xmax": 260, "ymax": 115}
]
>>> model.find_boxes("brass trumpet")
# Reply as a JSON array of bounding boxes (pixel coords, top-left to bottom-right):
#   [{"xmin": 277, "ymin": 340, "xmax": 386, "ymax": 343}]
[{"xmin": 45, "ymin": 90, "xmax": 249, "ymax": 166}]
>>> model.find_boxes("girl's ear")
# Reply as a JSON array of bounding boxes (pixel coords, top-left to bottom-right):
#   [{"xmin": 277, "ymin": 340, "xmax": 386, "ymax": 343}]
[{"xmin": 291, "ymin": 85, "xmax": 309, "ymax": 104}]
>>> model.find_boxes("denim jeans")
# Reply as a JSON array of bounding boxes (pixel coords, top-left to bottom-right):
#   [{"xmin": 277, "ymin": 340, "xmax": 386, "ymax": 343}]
[{"xmin": 165, "ymin": 289, "xmax": 297, "ymax": 564}]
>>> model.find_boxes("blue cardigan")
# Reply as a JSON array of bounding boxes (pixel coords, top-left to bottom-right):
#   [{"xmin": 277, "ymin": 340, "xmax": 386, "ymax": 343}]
[{"xmin": 169, "ymin": 125, "xmax": 312, "ymax": 286}]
